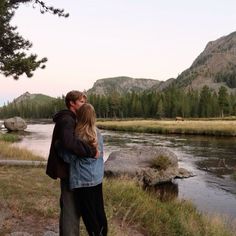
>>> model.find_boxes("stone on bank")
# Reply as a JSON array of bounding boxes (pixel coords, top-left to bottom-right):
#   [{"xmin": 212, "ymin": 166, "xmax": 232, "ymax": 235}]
[
  {"xmin": 104, "ymin": 147, "xmax": 194, "ymax": 186},
  {"xmin": 4, "ymin": 117, "xmax": 27, "ymax": 131}
]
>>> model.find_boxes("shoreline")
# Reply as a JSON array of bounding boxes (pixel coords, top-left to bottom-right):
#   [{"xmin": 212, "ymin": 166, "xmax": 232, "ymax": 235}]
[
  {"xmin": 0, "ymin": 166, "xmax": 235, "ymax": 236},
  {"xmin": 0, "ymin": 133, "xmax": 235, "ymax": 235},
  {"xmin": 97, "ymin": 119, "xmax": 236, "ymax": 136}
]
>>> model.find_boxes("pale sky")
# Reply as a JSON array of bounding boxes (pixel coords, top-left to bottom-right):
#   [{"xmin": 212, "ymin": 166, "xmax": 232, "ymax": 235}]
[{"xmin": 1, "ymin": 0, "xmax": 236, "ymax": 106}]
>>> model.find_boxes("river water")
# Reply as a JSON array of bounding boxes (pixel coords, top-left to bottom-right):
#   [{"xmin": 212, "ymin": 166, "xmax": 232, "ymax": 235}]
[{"xmin": 5, "ymin": 122, "xmax": 236, "ymax": 219}]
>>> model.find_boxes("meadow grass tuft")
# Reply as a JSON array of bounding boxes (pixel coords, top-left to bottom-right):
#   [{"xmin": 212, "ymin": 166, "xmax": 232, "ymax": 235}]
[
  {"xmin": 103, "ymin": 178, "xmax": 235, "ymax": 236},
  {"xmin": 0, "ymin": 141, "xmax": 45, "ymax": 160},
  {"xmin": 0, "ymin": 133, "xmax": 21, "ymax": 142},
  {"xmin": 148, "ymin": 155, "xmax": 172, "ymax": 170}
]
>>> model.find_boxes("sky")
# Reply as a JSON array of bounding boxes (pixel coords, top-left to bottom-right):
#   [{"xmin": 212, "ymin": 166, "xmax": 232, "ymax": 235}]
[{"xmin": 1, "ymin": 0, "xmax": 236, "ymax": 106}]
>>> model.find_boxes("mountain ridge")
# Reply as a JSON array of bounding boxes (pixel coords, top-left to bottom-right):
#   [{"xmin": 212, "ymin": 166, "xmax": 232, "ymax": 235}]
[
  {"xmin": 12, "ymin": 92, "xmax": 56, "ymax": 105},
  {"xmin": 4, "ymin": 31, "xmax": 236, "ymax": 102},
  {"xmin": 175, "ymin": 31, "xmax": 236, "ymax": 92}
]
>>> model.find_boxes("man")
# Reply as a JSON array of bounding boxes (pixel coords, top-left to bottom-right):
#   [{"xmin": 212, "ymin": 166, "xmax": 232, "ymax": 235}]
[{"xmin": 46, "ymin": 90, "xmax": 96, "ymax": 236}]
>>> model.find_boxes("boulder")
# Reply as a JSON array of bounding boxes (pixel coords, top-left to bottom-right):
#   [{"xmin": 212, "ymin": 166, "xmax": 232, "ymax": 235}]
[
  {"xmin": 4, "ymin": 117, "xmax": 27, "ymax": 131},
  {"xmin": 43, "ymin": 232, "xmax": 58, "ymax": 236},
  {"xmin": 104, "ymin": 147, "xmax": 194, "ymax": 186},
  {"xmin": 7, "ymin": 233, "xmax": 32, "ymax": 236}
]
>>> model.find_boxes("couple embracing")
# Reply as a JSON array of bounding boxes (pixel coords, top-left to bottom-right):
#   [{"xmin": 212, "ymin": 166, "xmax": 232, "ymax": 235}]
[{"xmin": 46, "ymin": 91, "xmax": 107, "ymax": 236}]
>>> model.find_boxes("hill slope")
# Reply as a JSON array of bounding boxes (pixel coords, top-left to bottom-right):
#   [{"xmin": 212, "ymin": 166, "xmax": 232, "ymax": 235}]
[
  {"xmin": 12, "ymin": 92, "xmax": 56, "ymax": 105},
  {"xmin": 175, "ymin": 31, "xmax": 236, "ymax": 92},
  {"xmin": 87, "ymin": 76, "xmax": 163, "ymax": 95}
]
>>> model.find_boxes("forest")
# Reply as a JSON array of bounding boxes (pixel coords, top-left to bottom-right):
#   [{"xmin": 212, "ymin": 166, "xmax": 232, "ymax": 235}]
[{"xmin": 0, "ymin": 85, "xmax": 235, "ymax": 119}]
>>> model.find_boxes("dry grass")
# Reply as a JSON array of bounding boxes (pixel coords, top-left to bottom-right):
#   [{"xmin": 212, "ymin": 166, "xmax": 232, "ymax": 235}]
[
  {"xmin": 0, "ymin": 141, "xmax": 44, "ymax": 161},
  {"xmin": 97, "ymin": 119, "xmax": 236, "ymax": 136},
  {"xmin": 148, "ymin": 155, "xmax": 171, "ymax": 170}
]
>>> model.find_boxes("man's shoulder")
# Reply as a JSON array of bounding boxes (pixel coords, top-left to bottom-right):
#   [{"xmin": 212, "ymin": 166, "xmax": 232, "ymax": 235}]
[{"xmin": 53, "ymin": 109, "xmax": 76, "ymax": 123}]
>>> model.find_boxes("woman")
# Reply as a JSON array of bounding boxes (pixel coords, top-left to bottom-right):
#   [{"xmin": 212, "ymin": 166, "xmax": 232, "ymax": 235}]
[{"xmin": 56, "ymin": 103, "xmax": 107, "ymax": 236}]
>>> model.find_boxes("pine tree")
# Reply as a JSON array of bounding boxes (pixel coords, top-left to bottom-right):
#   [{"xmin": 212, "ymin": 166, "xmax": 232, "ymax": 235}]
[
  {"xmin": 0, "ymin": 0, "xmax": 68, "ymax": 79},
  {"xmin": 199, "ymin": 86, "xmax": 212, "ymax": 117},
  {"xmin": 218, "ymin": 86, "xmax": 229, "ymax": 117}
]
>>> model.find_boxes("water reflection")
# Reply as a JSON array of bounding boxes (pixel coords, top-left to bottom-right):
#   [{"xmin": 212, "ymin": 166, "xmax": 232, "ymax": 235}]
[{"xmin": 10, "ymin": 124, "xmax": 236, "ymax": 218}]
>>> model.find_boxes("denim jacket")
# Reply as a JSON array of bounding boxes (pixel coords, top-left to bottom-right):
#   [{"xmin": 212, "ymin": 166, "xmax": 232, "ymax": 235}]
[{"xmin": 56, "ymin": 129, "xmax": 104, "ymax": 190}]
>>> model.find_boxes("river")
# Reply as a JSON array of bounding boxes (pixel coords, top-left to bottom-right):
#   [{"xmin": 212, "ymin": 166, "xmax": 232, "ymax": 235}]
[{"xmin": 5, "ymin": 122, "xmax": 236, "ymax": 219}]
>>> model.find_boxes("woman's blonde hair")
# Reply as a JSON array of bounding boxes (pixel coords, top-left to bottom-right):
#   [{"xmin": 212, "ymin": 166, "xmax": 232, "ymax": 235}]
[{"xmin": 75, "ymin": 103, "xmax": 97, "ymax": 147}]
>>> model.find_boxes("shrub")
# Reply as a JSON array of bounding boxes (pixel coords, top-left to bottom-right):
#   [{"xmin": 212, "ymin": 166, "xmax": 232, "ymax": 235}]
[
  {"xmin": 0, "ymin": 133, "xmax": 21, "ymax": 142},
  {"xmin": 149, "ymin": 155, "xmax": 171, "ymax": 170}
]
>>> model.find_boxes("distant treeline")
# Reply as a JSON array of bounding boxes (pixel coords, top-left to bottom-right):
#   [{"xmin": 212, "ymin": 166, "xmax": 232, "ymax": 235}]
[
  {"xmin": 0, "ymin": 85, "xmax": 236, "ymax": 119},
  {"xmin": 0, "ymin": 97, "xmax": 66, "ymax": 119}
]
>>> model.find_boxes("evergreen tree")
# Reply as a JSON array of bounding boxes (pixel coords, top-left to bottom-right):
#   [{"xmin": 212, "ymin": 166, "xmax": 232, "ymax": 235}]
[
  {"xmin": 218, "ymin": 86, "xmax": 229, "ymax": 117},
  {"xmin": 109, "ymin": 92, "xmax": 121, "ymax": 118},
  {"xmin": 0, "ymin": 0, "xmax": 68, "ymax": 79},
  {"xmin": 199, "ymin": 86, "xmax": 212, "ymax": 117},
  {"xmin": 156, "ymin": 96, "xmax": 164, "ymax": 118}
]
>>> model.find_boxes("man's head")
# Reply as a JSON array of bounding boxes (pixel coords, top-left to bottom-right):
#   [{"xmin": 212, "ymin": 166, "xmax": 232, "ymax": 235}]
[{"xmin": 65, "ymin": 90, "xmax": 87, "ymax": 113}]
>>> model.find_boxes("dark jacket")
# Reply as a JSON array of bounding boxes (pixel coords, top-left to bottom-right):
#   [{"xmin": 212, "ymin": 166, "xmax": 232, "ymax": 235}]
[{"xmin": 46, "ymin": 109, "xmax": 96, "ymax": 179}]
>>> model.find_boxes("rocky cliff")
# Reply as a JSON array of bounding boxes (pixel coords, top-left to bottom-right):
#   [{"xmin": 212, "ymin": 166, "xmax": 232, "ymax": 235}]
[
  {"xmin": 87, "ymin": 76, "xmax": 164, "ymax": 95},
  {"xmin": 175, "ymin": 31, "xmax": 236, "ymax": 92},
  {"xmin": 13, "ymin": 92, "xmax": 55, "ymax": 105}
]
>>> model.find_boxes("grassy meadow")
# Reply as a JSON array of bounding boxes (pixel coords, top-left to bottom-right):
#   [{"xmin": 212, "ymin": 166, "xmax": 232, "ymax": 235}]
[
  {"xmin": 0, "ymin": 166, "xmax": 235, "ymax": 236},
  {"xmin": 96, "ymin": 119, "xmax": 236, "ymax": 136}
]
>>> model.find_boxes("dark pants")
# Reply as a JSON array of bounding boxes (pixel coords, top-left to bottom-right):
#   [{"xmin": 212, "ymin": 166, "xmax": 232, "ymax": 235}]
[
  {"xmin": 75, "ymin": 183, "xmax": 108, "ymax": 236},
  {"xmin": 60, "ymin": 179, "xmax": 81, "ymax": 236}
]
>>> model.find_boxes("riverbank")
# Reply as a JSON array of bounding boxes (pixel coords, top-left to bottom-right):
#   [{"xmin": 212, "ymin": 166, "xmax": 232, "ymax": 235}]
[
  {"xmin": 0, "ymin": 140, "xmax": 44, "ymax": 161},
  {"xmin": 0, "ymin": 166, "xmax": 235, "ymax": 236},
  {"xmin": 96, "ymin": 119, "xmax": 236, "ymax": 136},
  {"xmin": 0, "ymin": 143, "xmax": 235, "ymax": 235}
]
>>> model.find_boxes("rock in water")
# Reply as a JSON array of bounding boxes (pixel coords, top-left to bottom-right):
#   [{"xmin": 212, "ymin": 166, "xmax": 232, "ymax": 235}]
[
  {"xmin": 4, "ymin": 117, "xmax": 27, "ymax": 131},
  {"xmin": 104, "ymin": 147, "xmax": 194, "ymax": 186}
]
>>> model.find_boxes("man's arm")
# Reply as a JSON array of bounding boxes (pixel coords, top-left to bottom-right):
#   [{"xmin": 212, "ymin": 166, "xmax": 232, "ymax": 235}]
[{"xmin": 59, "ymin": 117, "xmax": 96, "ymax": 158}]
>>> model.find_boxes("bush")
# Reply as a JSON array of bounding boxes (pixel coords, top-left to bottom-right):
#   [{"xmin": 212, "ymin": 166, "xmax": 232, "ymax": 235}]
[
  {"xmin": 149, "ymin": 155, "xmax": 171, "ymax": 170},
  {"xmin": 0, "ymin": 133, "xmax": 21, "ymax": 142}
]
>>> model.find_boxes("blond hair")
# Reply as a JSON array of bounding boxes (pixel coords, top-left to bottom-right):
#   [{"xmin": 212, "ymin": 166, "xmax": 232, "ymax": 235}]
[{"xmin": 75, "ymin": 103, "xmax": 97, "ymax": 147}]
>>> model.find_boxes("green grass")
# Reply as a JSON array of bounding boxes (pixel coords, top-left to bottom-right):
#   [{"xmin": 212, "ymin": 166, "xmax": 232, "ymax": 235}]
[
  {"xmin": 0, "ymin": 167, "xmax": 234, "ymax": 236},
  {"xmin": 104, "ymin": 178, "xmax": 235, "ymax": 236},
  {"xmin": 0, "ymin": 133, "xmax": 21, "ymax": 142}
]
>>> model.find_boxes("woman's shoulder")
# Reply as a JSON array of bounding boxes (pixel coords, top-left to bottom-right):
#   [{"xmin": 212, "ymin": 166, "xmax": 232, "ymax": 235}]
[
  {"xmin": 96, "ymin": 127, "xmax": 102, "ymax": 137},
  {"xmin": 96, "ymin": 128, "xmax": 103, "ymax": 146}
]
